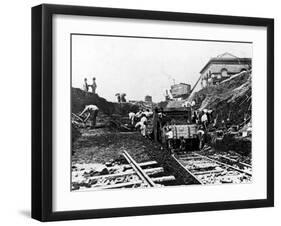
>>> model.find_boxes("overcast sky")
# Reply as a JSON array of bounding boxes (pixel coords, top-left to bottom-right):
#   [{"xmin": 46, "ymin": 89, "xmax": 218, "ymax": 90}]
[{"xmin": 72, "ymin": 35, "xmax": 252, "ymax": 102}]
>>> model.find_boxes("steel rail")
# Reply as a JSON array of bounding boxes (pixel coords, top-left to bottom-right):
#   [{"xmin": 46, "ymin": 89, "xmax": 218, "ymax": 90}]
[
  {"xmin": 172, "ymin": 154, "xmax": 203, "ymax": 185},
  {"xmin": 122, "ymin": 150, "xmax": 156, "ymax": 187},
  {"xmin": 194, "ymin": 153, "xmax": 252, "ymax": 176},
  {"xmin": 218, "ymin": 155, "xmax": 252, "ymax": 168}
]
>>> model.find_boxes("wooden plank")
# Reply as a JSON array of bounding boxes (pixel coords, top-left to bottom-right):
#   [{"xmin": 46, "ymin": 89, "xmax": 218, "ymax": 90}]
[
  {"xmin": 143, "ymin": 167, "xmax": 164, "ymax": 175},
  {"xmin": 178, "ymin": 154, "xmax": 200, "ymax": 158},
  {"xmin": 83, "ymin": 112, "xmax": 90, "ymax": 122},
  {"xmin": 72, "ymin": 113, "xmax": 84, "ymax": 122},
  {"xmin": 123, "ymin": 161, "xmax": 158, "ymax": 170},
  {"xmin": 179, "ymin": 156, "xmax": 204, "ymax": 160},
  {"xmin": 152, "ymin": 176, "xmax": 176, "ymax": 183},
  {"xmin": 139, "ymin": 161, "xmax": 158, "ymax": 167},
  {"xmin": 219, "ymin": 155, "xmax": 252, "ymax": 168},
  {"xmin": 218, "ymin": 155, "xmax": 238, "ymax": 162},
  {"xmin": 84, "ymin": 171, "xmax": 136, "ymax": 182},
  {"xmin": 91, "ymin": 180, "xmax": 143, "ymax": 190},
  {"xmin": 193, "ymin": 169, "xmax": 224, "ymax": 175},
  {"xmin": 119, "ymin": 131, "xmax": 138, "ymax": 134}
]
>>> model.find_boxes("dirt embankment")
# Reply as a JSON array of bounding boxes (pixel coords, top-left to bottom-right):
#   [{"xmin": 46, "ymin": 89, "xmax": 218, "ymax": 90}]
[
  {"xmin": 72, "ymin": 88, "xmax": 139, "ymax": 115},
  {"xmin": 191, "ymin": 71, "xmax": 252, "ymax": 155},
  {"xmin": 71, "ymin": 88, "xmax": 141, "ymax": 142},
  {"xmin": 72, "ymin": 129, "xmax": 151, "ymax": 164},
  {"xmin": 192, "ymin": 71, "xmax": 252, "ymax": 127}
]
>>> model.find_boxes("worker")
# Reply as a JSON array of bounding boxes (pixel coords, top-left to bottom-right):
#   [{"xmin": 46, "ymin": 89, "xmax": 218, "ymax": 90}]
[
  {"xmin": 140, "ymin": 115, "xmax": 148, "ymax": 124},
  {"xmin": 143, "ymin": 109, "xmax": 153, "ymax": 118},
  {"xmin": 91, "ymin": 77, "xmax": 97, "ymax": 94},
  {"xmin": 152, "ymin": 107, "xmax": 159, "ymax": 142},
  {"xmin": 201, "ymin": 111, "xmax": 208, "ymax": 130},
  {"xmin": 197, "ymin": 126, "xmax": 205, "ymax": 150},
  {"xmin": 83, "ymin": 78, "xmax": 89, "ymax": 92},
  {"xmin": 79, "ymin": 104, "xmax": 99, "ymax": 129},
  {"xmin": 179, "ymin": 136, "xmax": 186, "ymax": 153},
  {"xmin": 120, "ymin": 93, "xmax": 126, "ymax": 102},
  {"xmin": 166, "ymin": 127, "xmax": 174, "ymax": 150},
  {"xmin": 135, "ymin": 121, "xmax": 147, "ymax": 137},
  {"xmin": 135, "ymin": 110, "xmax": 143, "ymax": 119},
  {"xmin": 191, "ymin": 100, "xmax": 196, "ymax": 107},
  {"xmin": 192, "ymin": 111, "xmax": 198, "ymax": 123},
  {"xmin": 213, "ymin": 114, "xmax": 218, "ymax": 127},
  {"xmin": 115, "ymin": 93, "xmax": 121, "ymax": 103},
  {"xmin": 221, "ymin": 119, "xmax": 227, "ymax": 130},
  {"xmin": 207, "ymin": 110, "xmax": 213, "ymax": 123},
  {"xmin": 128, "ymin": 112, "xmax": 135, "ymax": 125}
]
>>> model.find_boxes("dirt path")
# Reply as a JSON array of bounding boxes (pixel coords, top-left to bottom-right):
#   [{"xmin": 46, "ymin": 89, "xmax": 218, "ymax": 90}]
[{"xmin": 72, "ymin": 128, "xmax": 158, "ymax": 165}]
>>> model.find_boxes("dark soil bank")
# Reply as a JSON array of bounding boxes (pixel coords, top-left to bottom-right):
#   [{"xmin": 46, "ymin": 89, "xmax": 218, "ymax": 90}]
[
  {"xmin": 72, "ymin": 129, "xmax": 152, "ymax": 164},
  {"xmin": 72, "ymin": 128, "xmax": 195, "ymax": 185}
]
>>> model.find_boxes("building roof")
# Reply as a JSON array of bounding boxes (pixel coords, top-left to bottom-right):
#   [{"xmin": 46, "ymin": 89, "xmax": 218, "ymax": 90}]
[{"xmin": 200, "ymin": 52, "xmax": 252, "ymax": 74}]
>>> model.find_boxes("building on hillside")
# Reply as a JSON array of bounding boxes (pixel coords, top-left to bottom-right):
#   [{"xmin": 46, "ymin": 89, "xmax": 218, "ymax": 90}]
[
  {"xmin": 200, "ymin": 52, "xmax": 252, "ymax": 88},
  {"xmin": 170, "ymin": 83, "xmax": 191, "ymax": 99}
]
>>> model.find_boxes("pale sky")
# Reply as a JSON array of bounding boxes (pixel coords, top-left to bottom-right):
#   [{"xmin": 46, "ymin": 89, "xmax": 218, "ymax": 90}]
[{"xmin": 72, "ymin": 35, "xmax": 252, "ymax": 102}]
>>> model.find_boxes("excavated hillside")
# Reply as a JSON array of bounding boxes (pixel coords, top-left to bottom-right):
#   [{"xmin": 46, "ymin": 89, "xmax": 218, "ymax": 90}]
[
  {"xmin": 192, "ymin": 71, "xmax": 252, "ymax": 128},
  {"xmin": 191, "ymin": 71, "xmax": 252, "ymax": 156},
  {"xmin": 71, "ymin": 88, "xmax": 141, "ymax": 143},
  {"xmin": 72, "ymin": 88, "xmax": 139, "ymax": 115}
]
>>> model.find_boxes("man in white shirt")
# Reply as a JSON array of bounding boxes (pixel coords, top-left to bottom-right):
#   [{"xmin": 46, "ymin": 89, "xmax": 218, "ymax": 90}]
[
  {"xmin": 197, "ymin": 126, "xmax": 205, "ymax": 150},
  {"xmin": 191, "ymin": 100, "xmax": 196, "ymax": 107},
  {"xmin": 201, "ymin": 111, "xmax": 208, "ymax": 129},
  {"xmin": 79, "ymin": 104, "xmax": 99, "ymax": 128},
  {"xmin": 201, "ymin": 112, "xmax": 208, "ymax": 123},
  {"xmin": 128, "ymin": 112, "xmax": 135, "ymax": 125},
  {"xmin": 135, "ymin": 121, "xmax": 147, "ymax": 137},
  {"xmin": 140, "ymin": 116, "xmax": 148, "ymax": 124},
  {"xmin": 143, "ymin": 110, "xmax": 153, "ymax": 118},
  {"xmin": 166, "ymin": 127, "xmax": 174, "ymax": 149},
  {"xmin": 135, "ymin": 110, "xmax": 143, "ymax": 119}
]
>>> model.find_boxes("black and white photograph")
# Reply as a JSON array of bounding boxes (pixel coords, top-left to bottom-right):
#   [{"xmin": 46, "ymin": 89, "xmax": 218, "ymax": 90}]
[
  {"xmin": 71, "ymin": 34, "xmax": 253, "ymax": 191},
  {"xmin": 29, "ymin": 3, "xmax": 274, "ymax": 222}
]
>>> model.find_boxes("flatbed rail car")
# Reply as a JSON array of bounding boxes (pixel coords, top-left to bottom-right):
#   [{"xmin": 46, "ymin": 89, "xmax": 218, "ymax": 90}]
[{"xmin": 152, "ymin": 103, "xmax": 200, "ymax": 151}]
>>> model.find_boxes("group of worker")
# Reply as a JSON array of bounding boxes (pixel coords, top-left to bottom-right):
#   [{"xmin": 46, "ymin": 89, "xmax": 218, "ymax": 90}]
[
  {"xmin": 115, "ymin": 93, "xmax": 127, "ymax": 103},
  {"xmin": 191, "ymin": 109, "xmax": 213, "ymax": 129},
  {"xmin": 128, "ymin": 109, "xmax": 154, "ymax": 137},
  {"xmin": 77, "ymin": 77, "xmax": 99, "ymax": 129},
  {"xmin": 83, "ymin": 77, "xmax": 97, "ymax": 94}
]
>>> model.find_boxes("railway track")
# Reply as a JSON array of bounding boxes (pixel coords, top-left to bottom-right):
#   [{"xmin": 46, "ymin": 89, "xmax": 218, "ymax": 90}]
[
  {"xmin": 173, "ymin": 152, "xmax": 252, "ymax": 185},
  {"xmin": 72, "ymin": 151, "xmax": 176, "ymax": 191}
]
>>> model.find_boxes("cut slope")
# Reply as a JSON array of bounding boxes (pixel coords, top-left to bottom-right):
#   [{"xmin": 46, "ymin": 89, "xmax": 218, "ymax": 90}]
[
  {"xmin": 72, "ymin": 88, "xmax": 139, "ymax": 115},
  {"xmin": 192, "ymin": 71, "xmax": 252, "ymax": 127}
]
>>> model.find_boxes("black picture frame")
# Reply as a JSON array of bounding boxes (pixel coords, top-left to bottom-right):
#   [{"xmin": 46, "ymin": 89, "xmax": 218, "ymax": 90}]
[{"xmin": 32, "ymin": 4, "xmax": 274, "ymax": 222}]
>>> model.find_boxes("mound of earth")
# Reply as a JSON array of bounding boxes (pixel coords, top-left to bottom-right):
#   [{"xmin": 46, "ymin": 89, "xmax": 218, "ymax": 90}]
[
  {"xmin": 72, "ymin": 88, "xmax": 140, "ymax": 115},
  {"xmin": 192, "ymin": 71, "xmax": 252, "ymax": 127}
]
